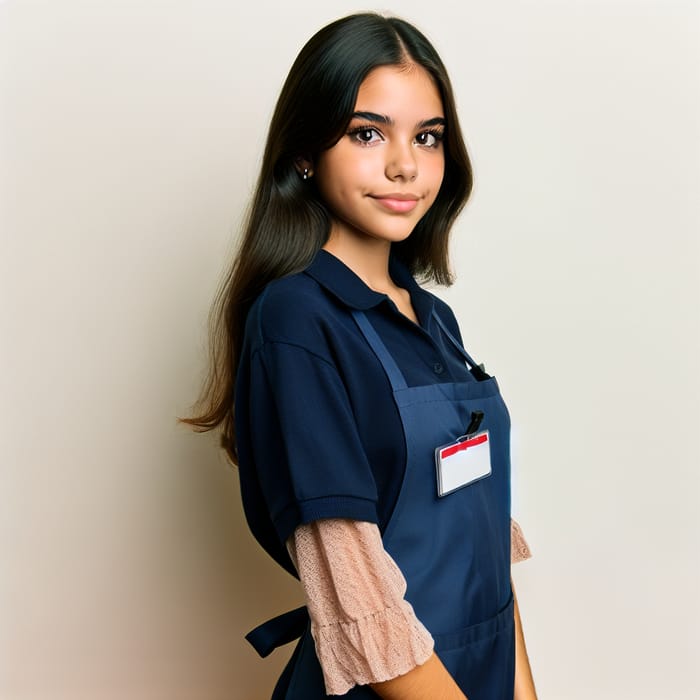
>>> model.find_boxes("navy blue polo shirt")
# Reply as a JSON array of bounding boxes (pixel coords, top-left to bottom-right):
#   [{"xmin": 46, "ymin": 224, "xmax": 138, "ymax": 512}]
[{"xmin": 234, "ymin": 249, "xmax": 476, "ymax": 575}]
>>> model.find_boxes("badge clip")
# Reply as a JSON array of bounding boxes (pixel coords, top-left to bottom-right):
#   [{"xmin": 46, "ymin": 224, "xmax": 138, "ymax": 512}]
[{"xmin": 464, "ymin": 410, "xmax": 484, "ymax": 437}]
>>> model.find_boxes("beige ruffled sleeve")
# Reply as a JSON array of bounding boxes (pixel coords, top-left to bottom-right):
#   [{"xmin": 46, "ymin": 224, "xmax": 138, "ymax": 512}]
[
  {"xmin": 287, "ymin": 518, "xmax": 434, "ymax": 696},
  {"xmin": 511, "ymin": 517, "xmax": 533, "ymax": 564}
]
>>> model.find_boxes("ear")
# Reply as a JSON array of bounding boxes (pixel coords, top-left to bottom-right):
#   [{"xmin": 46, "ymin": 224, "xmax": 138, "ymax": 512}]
[{"xmin": 294, "ymin": 157, "xmax": 314, "ymax": 180}]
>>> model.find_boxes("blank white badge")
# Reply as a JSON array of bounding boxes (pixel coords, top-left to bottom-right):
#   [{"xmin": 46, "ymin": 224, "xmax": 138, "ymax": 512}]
[{"xmin": 435, "ymin": 430, "xmax": 492, "ymax": 497}]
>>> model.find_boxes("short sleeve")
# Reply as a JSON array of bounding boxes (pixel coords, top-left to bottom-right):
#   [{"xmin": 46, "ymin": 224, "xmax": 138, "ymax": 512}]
[{"xmin": 247, "ymin": 341, "xmax": 379, "ymax": 545}]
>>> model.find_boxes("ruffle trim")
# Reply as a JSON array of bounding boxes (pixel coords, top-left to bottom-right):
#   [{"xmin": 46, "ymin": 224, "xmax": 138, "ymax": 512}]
[{"xmin": 311, "ymin": 599, "xmax": 434, "ymax": 696}]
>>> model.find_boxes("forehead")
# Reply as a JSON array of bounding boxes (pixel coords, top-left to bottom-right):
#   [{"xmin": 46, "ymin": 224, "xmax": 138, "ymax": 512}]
[{"xmin": 354, "ymin": 65, "xmax": 444, "ymax": 118}]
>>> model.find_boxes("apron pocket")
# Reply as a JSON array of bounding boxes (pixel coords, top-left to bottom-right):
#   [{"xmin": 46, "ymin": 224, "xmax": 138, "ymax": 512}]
[
  {"xmin": 432, "ymin": 596, "xmax": 515, "ymax": 700},
  {"xmin": 432, "ymin": 594, "xmax": 514, "ymax": 652}
]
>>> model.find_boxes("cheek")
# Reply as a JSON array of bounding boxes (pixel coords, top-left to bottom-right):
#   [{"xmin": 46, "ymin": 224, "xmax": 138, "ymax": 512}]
[
  {"xmin": 427, "ymin": 153, "xmax": 446, "ymax": 187},
  {"xmin": 419, "ymin": 156, "xmax": 445, "ymax": 208},
  {"xmin": 319, "ymin": 155, "xmax": 375, "ymax": 202},
  {"xmin": 337, "ymin": 149, "xmax": 377, "ymax": 185}
]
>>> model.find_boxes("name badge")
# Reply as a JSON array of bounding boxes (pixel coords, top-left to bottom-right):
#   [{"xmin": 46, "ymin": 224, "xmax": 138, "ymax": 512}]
[{"xmin": 435, "ymin": 430, "xmax": 492, "ymax": 497}]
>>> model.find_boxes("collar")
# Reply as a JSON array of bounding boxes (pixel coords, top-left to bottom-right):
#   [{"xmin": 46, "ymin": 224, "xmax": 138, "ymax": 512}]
[{"xmin": 304, "ymin": 249, "xmax": 436, "ymax": 321}]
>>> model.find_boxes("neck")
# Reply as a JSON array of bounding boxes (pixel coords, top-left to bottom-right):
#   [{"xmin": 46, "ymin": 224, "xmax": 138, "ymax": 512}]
[{"xmin": 322, "ymin": 236, "xmax": 395, "ymax": 293}]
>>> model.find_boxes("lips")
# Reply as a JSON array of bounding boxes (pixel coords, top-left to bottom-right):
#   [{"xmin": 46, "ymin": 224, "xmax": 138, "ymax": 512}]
[{"xmin": 370, "ymin": 193, "xmax": 420, "ymax": 213}]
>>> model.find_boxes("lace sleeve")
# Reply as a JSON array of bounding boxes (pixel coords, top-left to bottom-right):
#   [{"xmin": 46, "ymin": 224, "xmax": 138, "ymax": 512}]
[
  {"xmin": 287, "ymin": 519, "xmax": 434, "ymax": 696},
  {"xmin": 511, "ymin": 517, "xmax": 533, "ymax": 564}
]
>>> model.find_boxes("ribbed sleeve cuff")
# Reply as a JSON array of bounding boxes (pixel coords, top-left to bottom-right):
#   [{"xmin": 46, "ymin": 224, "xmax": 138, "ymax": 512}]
[{"xmin": 275, "ymin": 496, "xmax": 378, "ymax": 545}]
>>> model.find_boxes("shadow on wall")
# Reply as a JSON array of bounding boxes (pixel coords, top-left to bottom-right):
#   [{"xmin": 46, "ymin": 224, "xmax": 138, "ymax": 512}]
[{"xmin": 180, "ymin": 428, "xmax": 304, "ymax": 699}]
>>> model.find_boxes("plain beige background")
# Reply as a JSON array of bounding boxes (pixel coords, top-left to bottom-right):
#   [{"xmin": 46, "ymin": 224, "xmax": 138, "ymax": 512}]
[{"xmin": 2, "ymin": 1, "xmax": 699, "ymax": 698}]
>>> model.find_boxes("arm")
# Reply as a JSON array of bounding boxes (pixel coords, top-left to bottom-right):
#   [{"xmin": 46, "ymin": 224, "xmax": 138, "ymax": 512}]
[
  {"xmin": 512, "ymin": 578, "xmax": 537, "ymax": 700},
  {"xmin": 370, "ymin": 652, "xmax": 467, "ymax": 700},
  {"xmin": 374, "ymin": 576, "xmax": 537, "ymax": 700},
  {"xmin": 288, "ymin": 519, "xmax": 467, "ymax": 698},
  {"xmin": 290, "ymin": 520, "xmax": 534, "ymax": 699},
  {"xmin": 372, "ymin": 577, "xmax": 538, "ymax": 700}
]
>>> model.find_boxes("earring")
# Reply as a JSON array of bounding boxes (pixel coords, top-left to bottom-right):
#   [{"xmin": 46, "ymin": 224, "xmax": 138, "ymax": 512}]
[{"xmin": 302, "ymin": 168, "xmax": 309, "ymax": 180}]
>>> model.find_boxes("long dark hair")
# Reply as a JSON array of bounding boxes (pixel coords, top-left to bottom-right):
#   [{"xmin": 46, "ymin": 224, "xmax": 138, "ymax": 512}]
[{"xmin": 181, "ymin": 12, "xmax": 473, "ymax": 462}]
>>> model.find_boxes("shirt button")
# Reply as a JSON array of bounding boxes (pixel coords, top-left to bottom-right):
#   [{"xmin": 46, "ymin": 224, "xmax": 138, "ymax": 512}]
[{"xmin": 433, "ymin": 362, "xmax": 444, "ymax": 375}]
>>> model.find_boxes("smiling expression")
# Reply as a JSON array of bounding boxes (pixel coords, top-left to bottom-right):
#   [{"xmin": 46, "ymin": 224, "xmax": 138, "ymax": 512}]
[{"xmin": 314, "ymin": 64, "xmax": 446, "ymax": 249}]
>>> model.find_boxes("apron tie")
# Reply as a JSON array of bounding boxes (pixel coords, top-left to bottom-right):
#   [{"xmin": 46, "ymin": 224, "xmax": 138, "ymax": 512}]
[{"xmin": 246, "ymin": 606, "xmax": 309, "ymax": 658}]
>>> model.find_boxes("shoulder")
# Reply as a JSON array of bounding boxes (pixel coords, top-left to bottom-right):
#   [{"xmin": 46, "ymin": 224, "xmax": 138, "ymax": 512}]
[{"xmin": 244, "ymin": 271, "xmax": 349, "ymax": 355}]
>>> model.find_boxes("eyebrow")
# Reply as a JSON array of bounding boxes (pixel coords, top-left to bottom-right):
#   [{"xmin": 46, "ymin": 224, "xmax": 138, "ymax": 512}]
[{"xmin": 351, "ymin": 111, "xmax": 446, "ymax": 129}]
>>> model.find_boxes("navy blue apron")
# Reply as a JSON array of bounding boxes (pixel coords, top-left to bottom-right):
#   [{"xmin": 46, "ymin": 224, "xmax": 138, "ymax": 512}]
[{"xmin": 248, "ymin": 309, "xmax": 515, "ymax": 699}]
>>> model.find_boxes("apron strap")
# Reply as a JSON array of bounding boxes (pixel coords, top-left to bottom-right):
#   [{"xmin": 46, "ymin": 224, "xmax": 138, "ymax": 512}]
[
  {"xmin": 353, "ymin": 309, "xmax": 489, "ymax": 389},
  {"xmin": 431, "ymin": 310, "xmax": 490, "ymax": 380},
  {"xmin": 352, "ymin": 310, "xmax": 408, "ymax": 391},
  {"xmin": 245, "ymin": 605, "xmax": 309, "ymax": 658}
]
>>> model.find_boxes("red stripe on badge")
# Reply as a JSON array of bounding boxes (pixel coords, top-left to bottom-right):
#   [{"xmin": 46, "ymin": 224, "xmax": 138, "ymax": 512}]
[{"xmin": 440, "ymin": 433, "xmax": 488, "ymax": 459}]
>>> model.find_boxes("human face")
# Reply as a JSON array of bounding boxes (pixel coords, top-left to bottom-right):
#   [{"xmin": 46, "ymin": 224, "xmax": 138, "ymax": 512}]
[{"xmin": 314, "ymin": 64, "xmax": 445, "ymax": 250}]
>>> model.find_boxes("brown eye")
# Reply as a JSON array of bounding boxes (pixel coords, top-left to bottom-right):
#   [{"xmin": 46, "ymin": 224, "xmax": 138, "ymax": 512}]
[
  {"xmin": 415, "ymin": 131, "xmax": 442, "ymax": 147},
  {"xmin": 348, "ymin": 126, "xmax": 383, "ymax": 145}
]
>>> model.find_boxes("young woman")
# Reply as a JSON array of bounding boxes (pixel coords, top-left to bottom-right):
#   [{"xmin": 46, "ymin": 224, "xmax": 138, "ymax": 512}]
[{"xmin": 184, "ymin": 12, "xmax": 536, "ymax": 699}]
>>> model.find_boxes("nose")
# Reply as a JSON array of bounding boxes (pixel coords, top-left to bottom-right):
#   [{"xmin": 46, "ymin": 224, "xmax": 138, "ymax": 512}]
[{"xmin": 385, "ymin": 141, "xmax": 417, "ymax": 182}]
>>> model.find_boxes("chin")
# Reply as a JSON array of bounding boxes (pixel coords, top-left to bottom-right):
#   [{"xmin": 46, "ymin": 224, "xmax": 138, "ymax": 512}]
[{"xmin": 385, "ymin": 226, "xmax": 418, "ymax": 243}]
